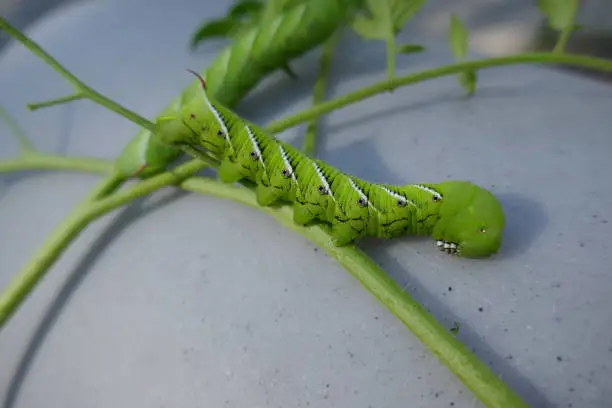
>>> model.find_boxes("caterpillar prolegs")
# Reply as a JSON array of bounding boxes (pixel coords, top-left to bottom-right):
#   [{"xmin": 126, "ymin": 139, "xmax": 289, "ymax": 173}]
[{"xmin": 156, "ymin": 73, "xmax": 506, "ymax": 258}]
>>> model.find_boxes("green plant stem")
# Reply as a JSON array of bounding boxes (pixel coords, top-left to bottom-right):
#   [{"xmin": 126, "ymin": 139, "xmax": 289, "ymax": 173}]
[
  {"xmin": 553, "ymin": 1, "xmax": 580, "ymax": 53},
  {"xmin": 267, "ymin": 52, "xmax": 612, "ymax": 134},
  {"xmin": 302, "ymin": 31, "xmax": 339, "ymax": 156},
  {"xmin": 28, "ymin": 92, "xmax": 86, "ymax": 111},
  {"xmin": 0, "ymin": 172, "xmax": 121, "ymax": 329},
  {"xmin": 180, "ymin": 177, "xmax": 529, "ymax": 408},
  {"xmin": 0, "ymin": 153, "xmax": 113, "ymax": 174},
  {"xmin": 384, "ymin": 8, "xmax": 397, "ymax": 84},
  {"xmin": 0, "ymin": 104, "xmax": 36, "ymax": 152},
  {"xmin": 386, "ymin": 31, "xmax": 397, "ymax": 83},
  {"xmin": 0, "ymin": 161, "xmax": 207, "ymax": 330},
  {"xmin": 0, "ymin": 17, "xmax": 154, "ymax": 131}
]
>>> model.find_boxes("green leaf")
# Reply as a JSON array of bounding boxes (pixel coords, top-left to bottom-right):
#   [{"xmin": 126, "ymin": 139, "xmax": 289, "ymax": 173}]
[
  {"xmin": 190, "ymin": 18, "xmax": 239, "ymax": 48},
  {"xmin": 459, "ymin": 70, "xmax": 477, "ymax": 95},
  {"xmin": 449, "ymin": 14, "xmax": 469, "ymax": 59},
  {"xmin": 260, "ymin": 0, "xmax": 304, "ymax": 23},
  {"xmin": 396, "ymin": 43, "xmax": 425, "ymax": 54},
  {"xmin": 448, "ymin": 14, "xmax": 477, "ymax": 94},
  {"xmin": 538, "ymin": 0, "xmax": 580, "ymax": 31},
  {"xmin": 229, "ymin": 0, "xmax": 264, "ymax": 20},
  {"xmin": 351, "ymin": 0, "xmax": 428, "ymax": 41}
]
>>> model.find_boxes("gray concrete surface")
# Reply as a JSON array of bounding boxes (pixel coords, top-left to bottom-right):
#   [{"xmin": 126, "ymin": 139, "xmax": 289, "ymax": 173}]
[{"xmin": 1, "ymin": 0, "xmax": 611, "ymax": 407}]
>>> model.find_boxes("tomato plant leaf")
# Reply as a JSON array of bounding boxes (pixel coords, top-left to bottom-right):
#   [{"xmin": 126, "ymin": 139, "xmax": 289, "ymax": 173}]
[
  {"xmin": 352, "ymin": 0, "xmax": 427, "ymax": 41},
  {"xmin": 538, "ymin": 0, "xmax": 580, "ymax": 31},
  {"xmin": 396, "ymin": 43, "xmax": 425, "ymax": 54}
]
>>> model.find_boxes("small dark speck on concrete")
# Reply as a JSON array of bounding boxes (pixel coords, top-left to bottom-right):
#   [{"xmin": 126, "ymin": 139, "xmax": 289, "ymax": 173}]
[
  {"xmin": 314, "ymin": 247, "xmax": 319, "ymax": 252},
  {"xmin": 579, "ymin": 241, "xmax": 585, "ymax": 247},
  {"xmin": 434, "ymin": 392, "xmax": 439, "ymax": 398},
  {"xmin": 326, "ymin": 383, "xmax": 330, "ymax": 388},
  {"xmin": 450, "ymin": 403, "xmax": 455, "ymax": 406},
  {"xmin": 602, "ymin": 219, "xmax": 609, "ymax": 224},
  {"xmin": 552, "ymin": 282, "xmax": 562, "ymax": 288},
  {"xmin": 506, "ymin": 355, "xmax": 514, "ymax": 360},
  {"xmin": 569, "ymin": 387, "xmax": 575, "ymax": 392},
  {"xmin": 557, "ymin": 356, "xmax": 563, "ymax": 362},
  {"xmin": 374, "ymin": 315, "xmax": 379, "ymax": 320},
  {"xmin": 504, "ymin": 328, "xmax": 508, "ymax": 332},
  {"xmin": 568, "ymin": 403, "xmax": 573, "ymax": 408},
  {"xmin": 478, "ymin": 306, "xmax": 484, "ymax": 312},
  {"xmin": 448, "ymin": 286, "xmax": 453, "ymax": 292}
]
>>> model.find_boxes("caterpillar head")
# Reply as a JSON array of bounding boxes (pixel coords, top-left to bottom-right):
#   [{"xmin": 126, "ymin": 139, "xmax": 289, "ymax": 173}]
[{"xmin": 431, "ymin": 180, "xmax": 505, "ymax": 258}]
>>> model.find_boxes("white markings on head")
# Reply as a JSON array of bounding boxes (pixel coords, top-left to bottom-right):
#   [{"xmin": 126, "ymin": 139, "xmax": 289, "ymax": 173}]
[
  {"xmin": 349, "ymin": 178, "xmax": 380, "ymax": 213},
  {"xmin": 312, "ymin": 160, "xmax": 335, "ymax": 201},
  {"xmin": 380, "ymin": 186, "xmax": 416, "ymax": 208},
  {"xmin": 278, "ymin": 145, "xmax": 298, "ymax": 186},
  {"xmin": 414, "ymin": 184, "xmax": 443, "ymax": 201}
]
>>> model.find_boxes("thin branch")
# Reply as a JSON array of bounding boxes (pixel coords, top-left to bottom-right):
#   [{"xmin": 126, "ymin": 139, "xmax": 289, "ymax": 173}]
[
  {"xmin": 0, "ymin": 104, "xmax": 36, "ymax": 153},
  {"xmin": 267, "ymin": 52, "xmax": 612, "ymax": 134},
  {"xmin": 0, "ymin": 153, "xmax": 113, "ymax": 174},
  {"xmin": 0, "ymin": 17, "xmax": 155, "ymax": 131},
  {"xmin": 302, "ymin": 30, "xmax": 340, "ymax": 156},
  {"xmin": 28, "ymin": 92, "xmax": 86, "ymax": 111},
  {"xmin": 0, "ymin": 160, "xmax": 207, "ymax": 330}
]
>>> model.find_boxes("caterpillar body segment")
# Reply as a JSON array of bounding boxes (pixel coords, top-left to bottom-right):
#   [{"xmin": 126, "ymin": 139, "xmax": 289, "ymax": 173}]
[{"xmin": 156, "ymin": 74, "xmax": 506, "ymax": 258}]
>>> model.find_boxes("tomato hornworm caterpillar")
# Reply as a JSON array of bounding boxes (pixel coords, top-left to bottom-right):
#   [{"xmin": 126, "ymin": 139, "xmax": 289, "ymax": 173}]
[
  {"xmin": 155, "ymin": 71, "xmax": 506, "ymax": 258},
  {"xmin": 114, "ymin": 0, "xmax": 363, "ymax": 178}
]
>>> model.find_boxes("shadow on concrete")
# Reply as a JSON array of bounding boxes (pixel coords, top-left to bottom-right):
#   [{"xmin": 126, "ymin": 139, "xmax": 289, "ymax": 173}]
[{"xmin": 1, "ymin": 188, "xmax": 188, "ymax": 408}]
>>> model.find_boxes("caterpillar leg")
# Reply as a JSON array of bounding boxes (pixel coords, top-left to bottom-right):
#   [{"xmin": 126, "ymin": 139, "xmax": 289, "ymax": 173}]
[
  {"xmin": 293, "ymin": 204, "xmax": 316, "ymax": 225},
  {"xmin": 255, "ymin": 184, "xmax": 282, "ymax": 207},
  {"xmin": 218, "ymin": 159, "xmax": 246, "ymax": 183},
  {"xmin": 329, "ymin": 223, "xmax": 361, "ymax": 246}
]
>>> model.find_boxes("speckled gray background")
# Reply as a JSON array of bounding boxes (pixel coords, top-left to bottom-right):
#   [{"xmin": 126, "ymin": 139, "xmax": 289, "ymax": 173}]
[{"xmin": 1, "ymin": 1, "xmax": 611, "ymax": 407}]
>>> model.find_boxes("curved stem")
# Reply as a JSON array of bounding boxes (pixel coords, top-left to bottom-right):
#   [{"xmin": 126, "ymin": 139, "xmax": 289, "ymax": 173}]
[
  {"xmin": 0, "ymin": 161, "xmax": 207, "ymax": 330},
  {"xmin": 180, "ymin": 177, "xmax": 529, "ymax": 408},
  {"xmin": 0, "ymin": 153, "xmax": 113, "ymax": 174},
  {"xmin": 302, "ymin": 30, "xmax": 339, "ymax": 156},
  {"xmin": 267, "ymin": 52, "xmax": 612, "ymax": 134},
  {"xmin": 0, "ymin": 104, "xmax": 36, "ymax": 153},
  {"xmin": 0, "ymin": 171, "xmax": 123, "ymax": 329}
]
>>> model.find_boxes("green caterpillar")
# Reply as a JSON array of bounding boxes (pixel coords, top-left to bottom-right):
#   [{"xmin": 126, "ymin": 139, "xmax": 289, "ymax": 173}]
[
  {"xmin": 115, "ymin": 0, "xmax": 362, "ymax": 178},
  {"xmin": 155, "ymin": 71, "xmax": 506, "ymax": 258}
]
